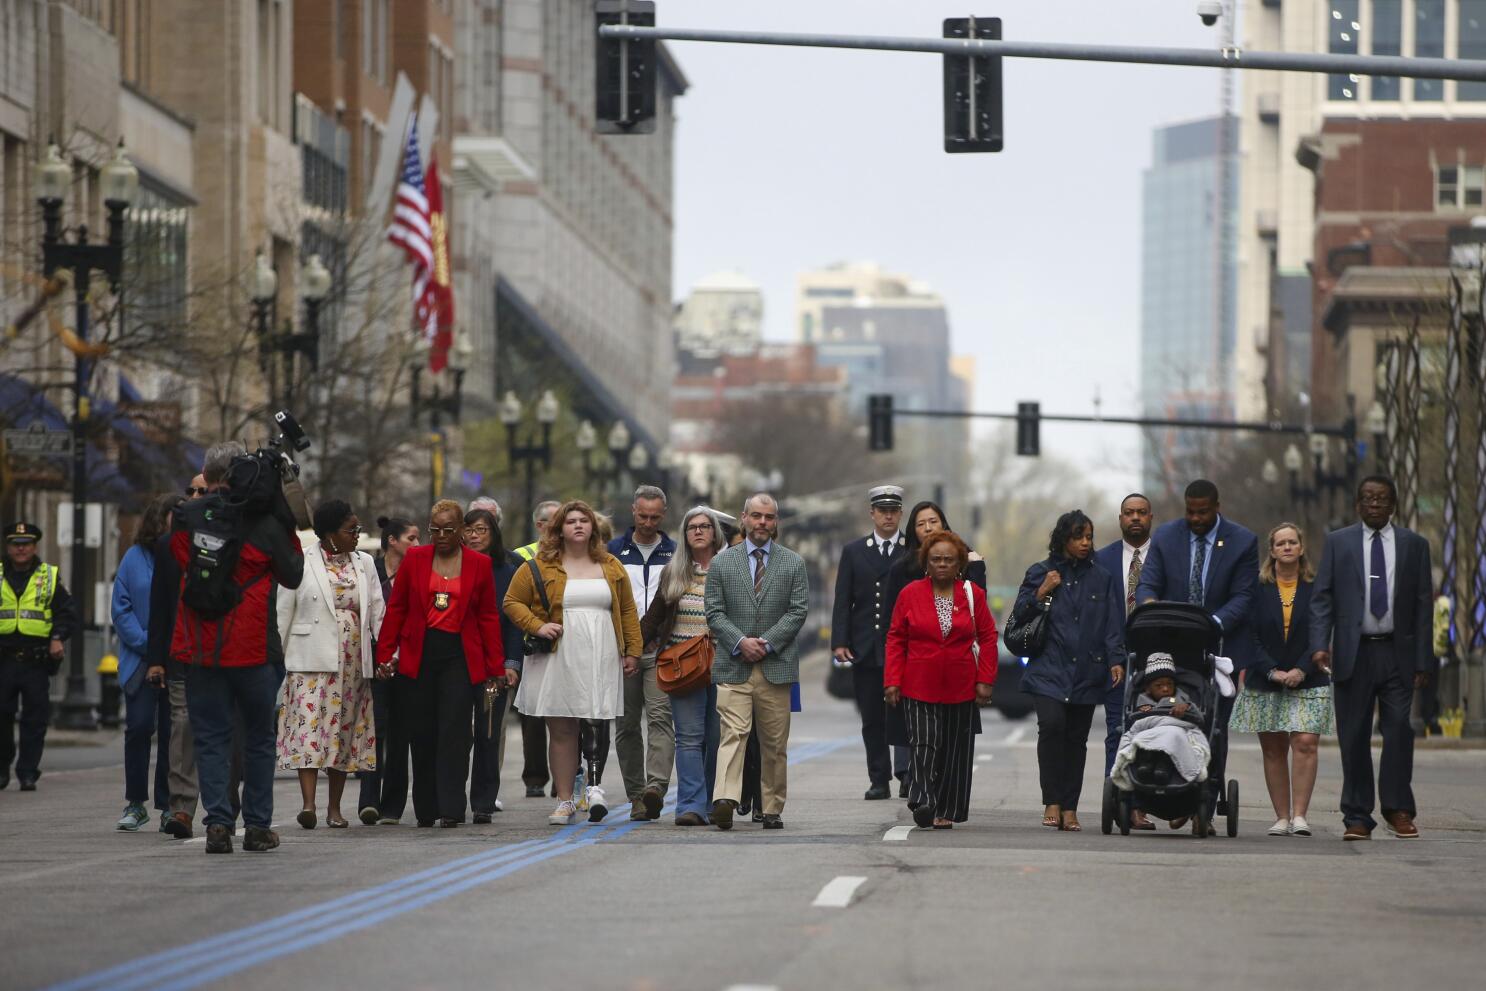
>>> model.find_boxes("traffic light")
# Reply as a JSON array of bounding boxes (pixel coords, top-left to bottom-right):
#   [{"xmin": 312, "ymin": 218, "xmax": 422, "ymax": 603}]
[
  {"xmin": 868, "ymin": 394, "xmax": 894, "ymax": 451},
  {"xmin": 1015, "ymin": 401, "xmax": 1040, "ymax": 456},
  {"xmin": 595, "ymin": 1, "xmax": 658, "ymax": 134},
  {"xmin": 942, "ymin": 16, "xmax": 1003, "ymax": 153}
]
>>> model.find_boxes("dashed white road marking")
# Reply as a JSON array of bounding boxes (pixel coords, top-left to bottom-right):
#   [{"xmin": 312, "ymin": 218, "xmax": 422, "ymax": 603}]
[
  {"xmin": 976, "ymin": 753, "xmax": 995, "ymax": 762},
  {"xmin": 812, "ymin": 875, "xmax": 868, "ymax": 908},
  {"xmin": 883, "ymin": 825, "xmax": 914, "ymax": 842},
  {"xmin": 1003, "ymin": 726, "xmax": 1028, "ymax": 746}
]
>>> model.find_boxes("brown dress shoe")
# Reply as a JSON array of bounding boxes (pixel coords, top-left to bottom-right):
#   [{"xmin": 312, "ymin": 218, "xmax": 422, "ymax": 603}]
[
  {"xmin": 1343, "ymin": 823, "xmax": 1372, "ymax": 841},
  {"xmin": 1383, "ymin": 811, "xmax": 1419, "ymax": 838}
]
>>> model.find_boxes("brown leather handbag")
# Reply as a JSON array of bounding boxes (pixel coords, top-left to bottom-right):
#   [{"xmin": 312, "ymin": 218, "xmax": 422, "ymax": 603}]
[{"xmin": 655, "ymin": 633, "xmax": 714, "ymax": 696}]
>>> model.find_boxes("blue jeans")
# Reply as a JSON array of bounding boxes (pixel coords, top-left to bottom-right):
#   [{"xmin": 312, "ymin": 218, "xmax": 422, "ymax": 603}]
[
  {"xmin": 670, "ymin": 683, "xmax": 719, "ymax": 818},
  {"xmin": 123, "ymin": 672, "xmax": 171, "ymax": 809},
  {"xmin": 185, "ymin": 664, "xmax": 277, "ymax": 830}
]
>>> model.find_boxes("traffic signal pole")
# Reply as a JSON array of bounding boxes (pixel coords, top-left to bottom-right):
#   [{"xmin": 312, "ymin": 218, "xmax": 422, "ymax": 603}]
[{"xmin": 600, "ymin": 23, "xmax": 1486, "ymax": 84}]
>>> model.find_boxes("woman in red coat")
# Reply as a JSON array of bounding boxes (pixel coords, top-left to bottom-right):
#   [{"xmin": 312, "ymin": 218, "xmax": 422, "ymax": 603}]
[
  {"xmin": 884, "ymin": 530, "xmax": 998, "ymax": 829},
  {"xmin": 375, "ymin": 499, "xmax": 514, "ymax": 827}
]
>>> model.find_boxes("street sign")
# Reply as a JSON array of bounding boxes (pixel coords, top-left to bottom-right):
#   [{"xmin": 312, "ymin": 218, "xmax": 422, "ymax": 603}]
[{"xmin": 3, "ymin": 423, "xmax": 72, "ymax": 456}]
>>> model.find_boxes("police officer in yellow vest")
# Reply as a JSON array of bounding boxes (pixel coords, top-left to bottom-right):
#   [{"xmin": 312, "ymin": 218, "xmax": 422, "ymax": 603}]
[{"xmin": 1, "ymin": 522, "xmax": 78, "ymax": 791}]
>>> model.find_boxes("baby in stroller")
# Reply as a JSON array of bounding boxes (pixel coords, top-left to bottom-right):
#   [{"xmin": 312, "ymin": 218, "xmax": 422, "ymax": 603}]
[{"xmin": 1135, "ymin": 654, "xmax": 1204, "ymax": 722}]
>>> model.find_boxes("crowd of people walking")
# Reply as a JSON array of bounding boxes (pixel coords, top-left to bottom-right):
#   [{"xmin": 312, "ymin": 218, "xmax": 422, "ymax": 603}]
[{"xmin": 0, "ymin": 439, "xmax": 1438, "ymax": 854}]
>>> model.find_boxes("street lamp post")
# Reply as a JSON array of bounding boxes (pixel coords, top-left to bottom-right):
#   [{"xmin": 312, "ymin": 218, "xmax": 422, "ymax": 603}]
[
  {"xmin": 36, "ymin": 139, "xmax": 138, "ymax": 730},
  {"xmin": 502, "ymin": 390, "xmax": 560, "ymax": 542},
  {"xmin": 249, "ymin": 251, "xmax": 279, "ymax": 413},
  {"xmin": 254, "ymin": 253, "xmax": 329, "ymax": 412},
  {"xmin": 409, "ymin": 335, "xmax": 473, "ymax": 506}
]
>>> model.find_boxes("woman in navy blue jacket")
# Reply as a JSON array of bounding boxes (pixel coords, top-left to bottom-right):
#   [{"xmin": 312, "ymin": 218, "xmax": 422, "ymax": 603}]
[
  {"xmin": 109, "ymin": 493, "xmax": 179, "ymax": 832},
  {"xmin": 1013, "ymin": 509, "xmax": 1125, "ymax": 832},
  {"xmin": 463, "ymin": 508, "xmax": 526, "ymax": 822}
]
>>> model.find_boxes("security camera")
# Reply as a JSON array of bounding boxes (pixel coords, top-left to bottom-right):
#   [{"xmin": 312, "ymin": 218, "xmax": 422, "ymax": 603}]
[{"xmin": 1196, "ymin": 1, "xmax": 1222, "ymax": 26}]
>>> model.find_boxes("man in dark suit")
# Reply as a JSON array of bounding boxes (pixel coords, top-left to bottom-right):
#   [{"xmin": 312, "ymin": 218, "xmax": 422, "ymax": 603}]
[
  {"xmin": 1136, "ymin": 479, "xmax": 1258, "ymax": 812},
  {"xmin": 831, "ymin": 485, "xmax": 910, "ymax": 800},
  {"xmin": 1309, "ymin": 475, "xmax": 1434, "ymax": 840},
  {"xmin": 1095, "ymin": 493, "xmax": 1154, "ymax": 829}
]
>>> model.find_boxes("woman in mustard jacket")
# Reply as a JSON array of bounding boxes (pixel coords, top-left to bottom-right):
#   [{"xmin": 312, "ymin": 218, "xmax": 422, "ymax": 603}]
[{"xmin": 504, "ymin": 500, "xmax": 642, "ymax": 826}]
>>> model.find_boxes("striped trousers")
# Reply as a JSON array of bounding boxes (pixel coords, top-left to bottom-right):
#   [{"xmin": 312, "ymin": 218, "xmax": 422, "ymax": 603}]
[{"xmin": 902, "ymin": 698, "xmax": 976, "ymax": 823}]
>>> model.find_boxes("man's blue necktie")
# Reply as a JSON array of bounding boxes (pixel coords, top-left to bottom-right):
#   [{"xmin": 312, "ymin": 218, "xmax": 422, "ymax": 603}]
[
  {"xmin": 1189, "ymin": 535, "xmax": 1206, "ymax": 605},
  {"xmin": 1370, "ymin": 530, "xmax": 1388, "ymax": 620}
]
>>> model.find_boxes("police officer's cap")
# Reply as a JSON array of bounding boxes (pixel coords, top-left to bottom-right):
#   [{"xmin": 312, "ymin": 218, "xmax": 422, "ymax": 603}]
[
  {"xmin": 868, "ymin": 485, "xmax": 904, "ymax": 510},
  {"xmin": 4, "ymin": 522, "xmax": 42, "ymax": 544}
]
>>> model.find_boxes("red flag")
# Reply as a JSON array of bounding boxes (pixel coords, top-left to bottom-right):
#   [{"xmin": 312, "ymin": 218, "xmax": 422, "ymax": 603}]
[{"xmin": 425, "ymin": 157, "xmax": 455, "ymax": 373}]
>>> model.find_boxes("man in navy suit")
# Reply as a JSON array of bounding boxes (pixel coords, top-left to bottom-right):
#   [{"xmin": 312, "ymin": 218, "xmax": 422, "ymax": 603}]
[
  {"xmin": 1095, "ymin": 493, "xmax": 1155, "ymax": 829},
  {"xmin": 1136, "ymin": 479, "xmax": 1258, "ymax": 811},
  {"xmin": 1309, "ymin": 476, "xmax": 1434, "ymax": 840},
  {"xmin": 832, "ymin": 485, "xmax": 910, "ymax": 800}
]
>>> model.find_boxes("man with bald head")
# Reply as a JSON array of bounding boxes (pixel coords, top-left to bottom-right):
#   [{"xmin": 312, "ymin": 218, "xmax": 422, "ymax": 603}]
[{"xmin": 706, "ymin": 493, "xmax": 810, "ymax": 831}]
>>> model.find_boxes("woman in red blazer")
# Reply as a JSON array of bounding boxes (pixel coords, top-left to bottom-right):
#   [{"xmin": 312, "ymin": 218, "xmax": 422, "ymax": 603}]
[
  {"xmin": 884, "ymin": 530, "xmax": 998, "ymax": 829},
  {"xmin": 375, "ymin": 499, "xmax": 513, "ymax": 827}
]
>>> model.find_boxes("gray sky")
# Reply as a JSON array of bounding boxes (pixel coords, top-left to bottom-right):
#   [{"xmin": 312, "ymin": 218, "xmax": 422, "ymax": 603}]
[{"xmin": 670, "ymin": 1, "xmax": 1225, "ymax": 499}]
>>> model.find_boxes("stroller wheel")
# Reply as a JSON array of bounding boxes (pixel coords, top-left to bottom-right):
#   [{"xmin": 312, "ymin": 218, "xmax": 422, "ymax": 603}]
[
  {"xmin": 1101, "ymin": 779, "xmax": 1116, "ymax": 835},
  {"xmin": 1116, "ymin": 795, "xmax": 1132, "ymax": 836},
  {"xmin": 1226, "ymin": 780, "xmax": 1240, "ymax": 837}
]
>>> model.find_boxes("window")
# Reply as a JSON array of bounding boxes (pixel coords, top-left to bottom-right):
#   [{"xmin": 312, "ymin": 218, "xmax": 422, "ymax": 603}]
[
  {"xmin": 1328, "ymin": 2, "xmax": 1360, "ymax": 101},
  {"xmin": 1413, "ymin": 0, "xmax": 1445, "ymax": 100},
  {"xmin": 1436, "ymin": 164, "xmax": 1485, "ymax": 209},
  {"xmin": 1370, "ymin": 0, "xmax": 1401, "ymax": 100},
  {"xmin": 125, "ymin": 182, "xmax": 190, "ymax": 338},
  {"xmin": 1461, "ymin": 1, "xmax": 1486, "ymax": 100},
  {"xmin": 361, "ymin": 0, "xmax": 387, "ymax": 83}
]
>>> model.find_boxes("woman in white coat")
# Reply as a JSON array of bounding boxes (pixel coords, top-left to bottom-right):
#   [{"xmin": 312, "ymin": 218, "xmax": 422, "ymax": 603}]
[{"xmin": 276, "ymin": 499, "xmax": 386, "ymax": 828}]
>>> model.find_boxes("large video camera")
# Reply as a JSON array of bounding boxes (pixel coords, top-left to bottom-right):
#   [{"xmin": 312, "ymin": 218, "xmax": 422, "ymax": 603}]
[{"xmin": 227, "ymin": 410, "xmax": 314, "ymax": 531}]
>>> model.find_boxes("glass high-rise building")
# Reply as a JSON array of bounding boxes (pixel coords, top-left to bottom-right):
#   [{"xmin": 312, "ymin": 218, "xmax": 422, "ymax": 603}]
[{"xmin": 1140, "ymin": 116, "xmax": 1239, "ymax": 493}]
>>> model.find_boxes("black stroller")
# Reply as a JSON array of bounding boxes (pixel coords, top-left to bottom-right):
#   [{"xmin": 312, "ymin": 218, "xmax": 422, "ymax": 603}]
[{"xmin": 1100, "ymin": 602, "xmax": 1239, "ymax": 838}]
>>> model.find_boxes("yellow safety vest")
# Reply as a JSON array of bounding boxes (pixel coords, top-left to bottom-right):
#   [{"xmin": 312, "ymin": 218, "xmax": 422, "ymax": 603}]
[
  {"xmin": 514, "ymin": 542, "xmax": 539, "ymax": 562},
  {"xmin": 0, "ymin": 564, "xmax": 58, "ymax": 638}
]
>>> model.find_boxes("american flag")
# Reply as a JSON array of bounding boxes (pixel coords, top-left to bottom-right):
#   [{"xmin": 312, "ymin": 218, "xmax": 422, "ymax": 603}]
[{"xmin": 387, "ymin": 115, "xmax": 437, "ymax": 342}]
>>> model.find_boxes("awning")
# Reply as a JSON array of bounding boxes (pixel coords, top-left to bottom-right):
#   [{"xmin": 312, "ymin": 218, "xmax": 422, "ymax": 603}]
[
  {"xmin": 0, "ymin": 373, "xmax": 133, "ymax": 503},
  {"xmin": 496, "ymin": 276, "xmax": 660, "ymax": 453}
]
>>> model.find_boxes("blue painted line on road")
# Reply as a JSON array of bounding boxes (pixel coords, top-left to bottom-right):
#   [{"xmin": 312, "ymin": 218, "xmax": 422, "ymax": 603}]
[{"xmin": 44, "ymin": 734, "xmax": 856, "ymax": 991}]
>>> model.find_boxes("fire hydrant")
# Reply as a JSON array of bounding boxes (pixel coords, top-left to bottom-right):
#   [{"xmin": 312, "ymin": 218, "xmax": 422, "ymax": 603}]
[{"xmin": 97, "ymin": 653, "xmax": 122, "ymax": 729}]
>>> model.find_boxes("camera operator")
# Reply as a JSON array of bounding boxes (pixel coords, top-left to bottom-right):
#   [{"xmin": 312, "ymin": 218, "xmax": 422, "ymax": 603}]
[
  {"xmin": 0, "ymin": 522, "xmax": 78, "ymax": 791},
  {"xmin": 169, "ymin": 437, "xmax": 306, "ymax": 854}
]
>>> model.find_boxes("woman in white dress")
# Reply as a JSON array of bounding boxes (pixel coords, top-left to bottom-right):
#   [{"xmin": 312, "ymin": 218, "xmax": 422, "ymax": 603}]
[{"xmin": 504, "ymin": 500, "xmax": 642, "ymax": 825}]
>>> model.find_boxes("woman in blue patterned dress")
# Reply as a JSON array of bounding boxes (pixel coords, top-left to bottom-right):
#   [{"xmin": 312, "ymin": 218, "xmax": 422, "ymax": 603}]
[{"xmin": 1229, "ymin": 522, "xmax": 1332, "ymax": 838}]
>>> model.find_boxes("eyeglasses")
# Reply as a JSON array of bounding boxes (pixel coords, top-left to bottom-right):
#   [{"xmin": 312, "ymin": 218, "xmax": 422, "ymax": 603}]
[
  {"xmin": 1358, "ymin": 496, "xmax": 1394, "ymax": 507},
  {"xmin": 429, "ymin": 525, "xmax": 460, "ymax": 536},
  {"xmin": 184, "ymin": 486, "xmax": 208, "ymax": 497},
  {"xmin": 343, "ymin": 525, "xmax": 365, "ymax": 537},
  {"xmin": 464, "ymin": 525, "xmax": 492, "ymax": 536},
  {"xmin": 686, "ymin": 522, "xmax": 714, "ymax": 533}
]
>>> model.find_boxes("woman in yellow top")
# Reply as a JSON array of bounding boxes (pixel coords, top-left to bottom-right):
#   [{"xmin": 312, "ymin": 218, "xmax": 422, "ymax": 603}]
[
  {"xmin": 1229, "ymin": 522, "xmax": 1333, "ymax": 837},
  {"xmin": 504, "ymin": 500, "xmax": 642, "ymax": 825}
]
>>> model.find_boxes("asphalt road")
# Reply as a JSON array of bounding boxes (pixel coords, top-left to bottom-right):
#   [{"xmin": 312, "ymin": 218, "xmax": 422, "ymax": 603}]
[{"xmin": 4, "ymin": 657, "xmax": 1485, "ymax": 991}]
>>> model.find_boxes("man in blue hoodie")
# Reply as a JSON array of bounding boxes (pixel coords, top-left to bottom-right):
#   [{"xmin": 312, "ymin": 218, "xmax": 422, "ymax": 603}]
[{"xmin": 608, "ymin": 485, "xmax": 676, "ymax": 820}]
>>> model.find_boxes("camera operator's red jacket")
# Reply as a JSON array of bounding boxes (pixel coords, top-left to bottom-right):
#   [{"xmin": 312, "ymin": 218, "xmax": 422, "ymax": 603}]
[{"xmin": 170, "ymin": 514, "xmax": 304, "ymax": 667}]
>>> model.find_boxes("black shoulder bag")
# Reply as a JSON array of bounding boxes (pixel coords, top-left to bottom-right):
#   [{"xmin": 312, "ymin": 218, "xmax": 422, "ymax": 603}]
[
  {"xmin": 1003, "ymin": 583, "xmax": 1054, "ymax": 657},
  {"xmin": 521, "ymin": 558, "xmax": 557, "ymax": 655}
]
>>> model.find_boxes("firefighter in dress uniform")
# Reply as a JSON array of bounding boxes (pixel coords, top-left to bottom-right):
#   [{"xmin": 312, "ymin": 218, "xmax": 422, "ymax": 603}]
[
  {"xmin": 831, "ymin": 485, "xmax": 912, "ymax": 800},
  {"xmin": 0, "ymin": 522, "xmax": 78, "ymax": 791}
]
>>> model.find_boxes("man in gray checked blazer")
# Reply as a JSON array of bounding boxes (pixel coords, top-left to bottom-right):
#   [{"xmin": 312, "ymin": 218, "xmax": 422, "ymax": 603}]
[{"xmin": 705, "ymin": 493, "xmax": 809, "ymax": 831}]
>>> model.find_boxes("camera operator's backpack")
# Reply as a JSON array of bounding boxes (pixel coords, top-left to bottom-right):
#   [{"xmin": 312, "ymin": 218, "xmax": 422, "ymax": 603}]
[{"xmin": 175, "ymin": 493, "xmax": 250, "ymax": 620}]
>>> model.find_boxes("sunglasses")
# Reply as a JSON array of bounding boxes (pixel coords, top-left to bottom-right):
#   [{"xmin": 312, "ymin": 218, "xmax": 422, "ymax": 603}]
[
  {"xmin": 428, "ymin": 525, "xmax": 460, "ymax": 537},
  {"xmin": 185, "ymin": 486, "xmax": 208, "ymax": 497},
  {"xmin": 343, "ymin": 525, "xmax": 365, "ymax": 536}
]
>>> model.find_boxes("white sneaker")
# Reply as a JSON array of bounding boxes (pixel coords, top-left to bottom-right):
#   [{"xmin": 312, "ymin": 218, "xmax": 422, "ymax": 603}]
[
  {"xmin": 1268, "ymin": 818, "xmax": 1291, "ymax": 836},
  {"xmin": 587, "ymin": 786, "xmax": 608, "ymax": 823},
  {"xmin": 548, "ymin": 801, "xmax": 577, "ymax": 826},
  {"xmin": 492, "ymin": 799, "xmax": 503, "ymax": 812},
  {"xmin": 1289, "ymin": 815, "xmax": 1311, "ymax": 836}
]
